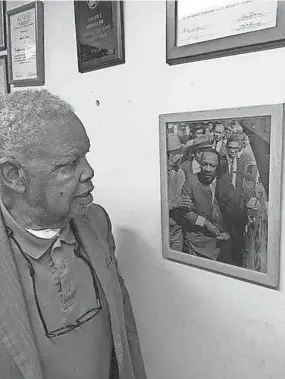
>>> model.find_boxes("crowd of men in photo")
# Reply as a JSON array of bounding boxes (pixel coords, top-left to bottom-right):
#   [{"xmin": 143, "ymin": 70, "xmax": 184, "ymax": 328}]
[{"xmin": 167, "ymin": 120, "xmax": 268, "ymax": 272}]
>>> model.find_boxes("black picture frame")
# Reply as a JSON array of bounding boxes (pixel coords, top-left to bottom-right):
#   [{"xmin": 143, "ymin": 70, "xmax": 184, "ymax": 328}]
[
  {"xmin": 74, "ymin": 0, "xmax": 125, "ymax": 73},
  {"xmin": 0, "ymin": 1, "xmax": 6, "ymax": 51},
  {"xmin": 166, "ymin": 1, "xmax": 285, "ymax": 65},
  {"xmin": 0, "ymin": 55, "xmax": 10, "ymax": 93},
  {"xmin": 6, "ymin": 1, "xmax": 45, "ymax": 87}
]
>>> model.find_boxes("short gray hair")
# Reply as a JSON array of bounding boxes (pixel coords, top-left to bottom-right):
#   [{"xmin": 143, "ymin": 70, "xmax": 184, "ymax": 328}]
[{"xmin": 0, "ymin": 89, "xmax": 74, "ymax": 160}]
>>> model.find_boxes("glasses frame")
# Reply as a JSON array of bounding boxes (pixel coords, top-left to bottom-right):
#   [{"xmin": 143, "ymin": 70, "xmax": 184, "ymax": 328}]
[{"xmin": 6, "ymin": 220, "xmax": 102, "ymax": 338}]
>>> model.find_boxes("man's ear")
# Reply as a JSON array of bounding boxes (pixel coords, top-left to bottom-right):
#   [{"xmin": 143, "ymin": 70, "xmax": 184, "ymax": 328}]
[{"xmin": 0, "ymin": 157, "xmax": 26, "ymax": 193}]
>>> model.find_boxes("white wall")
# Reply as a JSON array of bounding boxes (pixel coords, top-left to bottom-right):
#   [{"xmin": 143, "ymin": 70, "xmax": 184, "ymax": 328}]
[{"xmin": 7, "ymin": 1, "xmax": 285, "ymax": 378}]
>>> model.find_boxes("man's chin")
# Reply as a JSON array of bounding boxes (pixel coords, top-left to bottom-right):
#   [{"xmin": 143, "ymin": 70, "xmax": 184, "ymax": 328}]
[
  {"xmin": 70, "ymin": 194, "xmax": 93, "ymax": 218},
  {"xmin": 202, "ymin": 175, "xmax": 214, "ymax": 183},
  {"xmin": 74, "ymin": 193, "xmax": 93, "ymax": 206}
]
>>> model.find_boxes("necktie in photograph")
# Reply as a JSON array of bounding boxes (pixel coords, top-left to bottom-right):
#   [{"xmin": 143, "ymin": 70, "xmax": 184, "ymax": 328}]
[{"xmin": 230, "ymin": 159, "xmax": 235, "ymax": 187}]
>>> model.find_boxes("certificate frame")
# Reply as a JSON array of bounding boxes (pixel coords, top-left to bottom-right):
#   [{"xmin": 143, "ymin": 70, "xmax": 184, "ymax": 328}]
[
  {"xmin": 0, "ymin": 1, "xmax": 6, "ymax": 51},
  {"xmin": 160, "ymin": 104, "xmax": 284, "ymax": 289},
  {"xmin": 7, "ymin": 1, "xmax": 45, "ymax": 86},
  {"xmin": 166, "ymin": 1, "xmax": 285, "ymax": 65},
  {"xmin": 0, "ymin": 55, "xmax": 10, "ymax": 94},
  {"xmin": 74, "ymin": 0, "xmax": 125, "ymax": 73}
]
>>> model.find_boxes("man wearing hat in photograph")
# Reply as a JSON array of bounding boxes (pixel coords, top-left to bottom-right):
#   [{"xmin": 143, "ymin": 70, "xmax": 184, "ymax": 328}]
[
  {"xmin": 167, "ymin": 134, "xmax": 193, "ymax": 251},
  {"xmin": 180, "ymin": 135, "xmax": 213, "ymax": 183}
]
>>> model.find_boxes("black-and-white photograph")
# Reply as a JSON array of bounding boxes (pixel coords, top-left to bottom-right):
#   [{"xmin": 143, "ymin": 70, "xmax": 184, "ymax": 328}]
[{"xmin": 160, "ymin": 105, "xmax": 283, "ymax": 288}]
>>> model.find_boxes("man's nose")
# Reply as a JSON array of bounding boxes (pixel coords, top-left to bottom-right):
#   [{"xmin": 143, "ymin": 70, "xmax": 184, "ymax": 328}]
[{"xmin": 79, "ymin": 156, "xmax": 94, "ymax": 182}]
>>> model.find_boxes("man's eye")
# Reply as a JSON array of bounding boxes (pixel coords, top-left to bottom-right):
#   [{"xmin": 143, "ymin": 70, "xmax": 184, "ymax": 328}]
[
  {"xmin": 68, "ymin": 159, "xmax": 79, "ymax": 167},
  {"xmin": 59, "ymin": 158, "xmax": 79, "ymax": 170}
]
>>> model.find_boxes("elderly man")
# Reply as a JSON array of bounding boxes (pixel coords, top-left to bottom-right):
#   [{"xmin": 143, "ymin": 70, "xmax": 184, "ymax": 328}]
[
  {"xmin": 0, "ymin": 90, "xmax": 146, "ymax": 379},
  {"xmin": 181, "ymin": 149, "xmax": 230, "ymax": 261}
]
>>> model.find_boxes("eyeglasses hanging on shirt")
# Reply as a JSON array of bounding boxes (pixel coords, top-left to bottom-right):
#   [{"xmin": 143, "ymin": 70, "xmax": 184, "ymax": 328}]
[{"xmin": 6, "ymin": 220, "xmax": 102, "ymax": 338}]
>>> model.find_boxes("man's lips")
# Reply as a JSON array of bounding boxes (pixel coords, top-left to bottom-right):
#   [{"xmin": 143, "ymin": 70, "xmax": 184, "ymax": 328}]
[{"xmin": 75, "ymin": 185, "xmax": 94, "ymax": 198}]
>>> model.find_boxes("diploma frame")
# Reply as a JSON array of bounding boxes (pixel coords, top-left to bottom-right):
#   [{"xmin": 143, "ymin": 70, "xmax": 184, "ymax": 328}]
[
  {"xmin": 0, "ymin": 1, "xmax": 6, "ymax": 51},
  {"xmin": 166, "ymin": 1, "xmax": 285, "ymax": 65},
  {"xmin": 74, "ymin": 1, "xmax": 125, "ymax": 73},
  {"xmin": 160, "ymin": 104, "xmax": 284, "ymax": 289},
  {"xmin": 0, "ymin": 55, "xmax": 10, "ymax": 94},
  {"xmin": 7, "ymin": 1, "xmax": 44, "ymax": 86}
]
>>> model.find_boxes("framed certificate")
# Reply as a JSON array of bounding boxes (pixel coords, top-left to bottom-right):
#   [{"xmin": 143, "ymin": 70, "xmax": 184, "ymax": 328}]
[
  {"xmin": 0, "ymin": 1, "xmax": 6, "ymax": 51},
  {"xmin": 74, "ymin": 1, "xmax": 125, "ymax": 73},
  {"xmin": 7, "ymin": 1, "xmax": 44, "ymax": 86},
  {"xmin": 167, "ymin": 1, "xmax": 285, "ymax": 65},
  {"xmin": 0, "ymin": 56, "xmax": 10, "ymax": 94}
]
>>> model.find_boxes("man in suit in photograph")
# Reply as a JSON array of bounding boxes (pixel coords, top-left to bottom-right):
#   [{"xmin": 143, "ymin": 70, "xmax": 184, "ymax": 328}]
[
  {"xmin": 0, "ymin": 90, "xmax": 146, "ymax": 379},
  {"xmin": 217, "ymin": 133, "xmax": 257, "ymax": 267},
  {"xmin": 181, "ymin": 149, "xmax": 230, "ymax": 261},
  {"xmin": 212, "ymin": 122, "xmax": 227, "ymax": 157}
]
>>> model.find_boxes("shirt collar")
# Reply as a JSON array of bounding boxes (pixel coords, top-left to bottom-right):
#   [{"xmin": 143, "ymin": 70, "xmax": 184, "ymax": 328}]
[{"xmin": 0, "ymin": 199, "xmax": 75, "ymax": 260}]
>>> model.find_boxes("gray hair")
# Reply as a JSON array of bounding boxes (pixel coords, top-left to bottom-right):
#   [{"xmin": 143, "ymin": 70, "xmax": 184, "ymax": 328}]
[{"xmin": 0, "ymin": 89, "xmax": 74, "ymax": 161}]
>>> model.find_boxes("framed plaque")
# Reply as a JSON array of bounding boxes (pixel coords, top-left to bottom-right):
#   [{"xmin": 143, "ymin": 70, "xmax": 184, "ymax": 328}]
[
  {"xmin": 7, "ymin": 1, "xmax": 44, "ymax": 86},
  {"xmin": 167, "ymin": 1, "xmax": 285, "ymax": 65},
  {"xmin": 0, "ymin": 1, "xmax": 6, "ymax": 51},
  {"xmin": 74, "ymin": 1, "xmax": 125, "ymax": 73},
  {"xmin": 0, "ymin": 56, "xmax": 10, "ymax": 94},
  {"xmin": 160, "ymin": 104, "xmax": 284, "ymax": 289}
]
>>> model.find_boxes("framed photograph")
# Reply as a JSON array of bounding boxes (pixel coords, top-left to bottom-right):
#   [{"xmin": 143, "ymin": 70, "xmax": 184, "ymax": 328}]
[
  {"xmin": 0, "ymin": 55, "xmax": 10, "ymax": 94},
  {"xmin": 6, "ymin": 1, "xmax": 45, "ymax": 86},
  {"xmin": 0, "ymin": 1, "xmax": 6, "ymax": 51},
  {"xmin": 74, "ymin": 0, "xmax": 125, "ymax": 73},
  {"xmin": 160, "ymin": 104, "xmax": 284, "ymax": 289},
  {"xmin": 166, "ymin": 1, "xmax": 285, "ymax": 65}
]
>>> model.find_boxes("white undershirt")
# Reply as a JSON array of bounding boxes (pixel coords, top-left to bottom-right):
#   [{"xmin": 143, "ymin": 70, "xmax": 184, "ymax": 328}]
[{"xmin": 25, "ymin": 228, "xmax": 60, "ymax": 239}]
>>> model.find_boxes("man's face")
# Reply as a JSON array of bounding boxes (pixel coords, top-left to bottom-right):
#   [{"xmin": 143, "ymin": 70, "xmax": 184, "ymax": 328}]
[
  {"xmin": 200, "ymin": 151, "xmax": 218, "ymax": 183},
  {"xmin": 194, "ymin": 127, "xmax": 204, "ymax": 138},
  {"xmin": 214, "ymin": 124, "xmax": 224, "ymax": 142},
  {"xmin": 227, "ymin": 141, "xmax": 240, "ymax": 160},
  {"xmin": 224, "ymin": 126, "xmax": 232, "ymax": 139},
  {"xmin": 207, "ymin": 123, "xmax": 214, "ymax": 132},
  {"xmin": 179, "ymin": 126, "xmax": 187, "ymax": 134},
  {"xmin": 23, "ymin": 114, "xmax": 94, "ymax": 228}
]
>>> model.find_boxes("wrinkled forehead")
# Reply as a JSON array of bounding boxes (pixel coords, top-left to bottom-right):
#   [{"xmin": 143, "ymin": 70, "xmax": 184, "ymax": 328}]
[
  {"xmin": 23, "ymin": 113, "xmax": 90, "ymax": 161},
  {"xmin": 227, "ymin": 141, "xmax": 240, "ymax": 149},
  {"xmin": 201, "ymin": 151, "xmax": 218, "ymax": 164}
]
